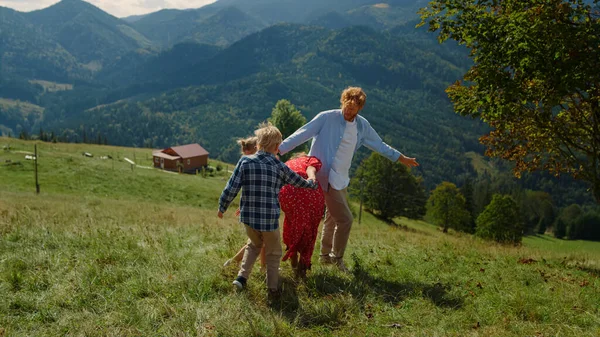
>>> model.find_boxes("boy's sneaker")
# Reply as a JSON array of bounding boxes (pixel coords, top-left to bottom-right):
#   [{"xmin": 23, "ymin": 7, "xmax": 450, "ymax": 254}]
[{"xmin": 232, "ymin": 276, "xmax": 247, "ymax": 290}]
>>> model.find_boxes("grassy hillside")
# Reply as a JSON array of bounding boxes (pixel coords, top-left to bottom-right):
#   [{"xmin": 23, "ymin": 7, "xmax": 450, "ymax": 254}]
[{"xmin": 0, "ymin": 138, "xmax": 599, "ymax": 336}]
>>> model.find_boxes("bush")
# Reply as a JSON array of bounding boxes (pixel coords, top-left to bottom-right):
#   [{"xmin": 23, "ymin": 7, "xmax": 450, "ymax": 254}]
[
  {"xmin": 426, "ymin": 181, "xmax": 471, "ymax": 233},
  {"xmin": 553, "ymin": 217, "xmax": 567, "ymax": 239},
  {"xmin": 476, "ymin": 194, "xmax": 523, "ymax": 244},
  {"xmin": 568, "ymin": 210, "xmax": 600, "ymax": 241},
  {"xmin": 555, "ymin": 204, "xmax": 582, "ymax": 239}
]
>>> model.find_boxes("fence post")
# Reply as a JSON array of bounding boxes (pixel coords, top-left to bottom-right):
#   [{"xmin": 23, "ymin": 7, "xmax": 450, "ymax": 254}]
[
  {"xmin": 358, "ymin": 178, "xmax": 364, "ymax": 224},
  {"xmin": 34, "ymin": 144, "xmax": 40, "ymax": 194}
]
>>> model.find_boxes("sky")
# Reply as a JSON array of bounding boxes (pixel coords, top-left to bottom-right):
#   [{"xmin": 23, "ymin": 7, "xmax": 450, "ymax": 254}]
[{"xmin": 0, "ymin": 0, "xmax": 218, "ymax": 18}]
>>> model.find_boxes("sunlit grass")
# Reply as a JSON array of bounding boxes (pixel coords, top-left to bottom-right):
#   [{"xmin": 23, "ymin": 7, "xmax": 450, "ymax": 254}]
[{"xmin": 0, "ymin": 138, "xmax": 599, "ymax": 336}]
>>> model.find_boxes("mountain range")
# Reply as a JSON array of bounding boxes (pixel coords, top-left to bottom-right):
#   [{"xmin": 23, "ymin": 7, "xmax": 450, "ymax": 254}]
[{"xmin": 0, "ymin": 0, "xmax": 595, "ymax": 206}]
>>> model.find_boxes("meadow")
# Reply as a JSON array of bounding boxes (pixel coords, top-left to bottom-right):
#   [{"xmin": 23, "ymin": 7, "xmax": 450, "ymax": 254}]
[{"xmin": 0, "ymin": 138, "xmax": 599, "ymax": 336}]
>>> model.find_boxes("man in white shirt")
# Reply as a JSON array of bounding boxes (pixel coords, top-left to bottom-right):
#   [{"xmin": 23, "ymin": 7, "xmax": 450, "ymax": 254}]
[{"xmin": 279, "ymin": 87, "xmax": 419, "ymax": 271}]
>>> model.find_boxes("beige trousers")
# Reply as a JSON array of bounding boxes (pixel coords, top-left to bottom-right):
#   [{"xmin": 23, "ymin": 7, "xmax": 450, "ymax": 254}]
[
  {"xmin": 238, "ymin": 225, "xmax": 282, "ymax": 290},
  {"xmin": 320, "ymin": 186, "xmax": 353, "ymax": 259}
]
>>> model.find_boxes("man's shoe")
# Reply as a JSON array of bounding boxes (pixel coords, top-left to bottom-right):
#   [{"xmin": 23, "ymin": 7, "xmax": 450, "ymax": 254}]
[
  {"xmin": 334, "ymin": 258, "xmax": 350, "ymax": 273},
  {"xmin": 268, "ymin": 288, "xmax": 281, "ymax": 301},
  {"xmin": 232, "ymin": 276, "xmax": 247, "ymax": 290},
  {"xmin": 319, "ymin": 254, "xmax": 335, "ymax": 265}
]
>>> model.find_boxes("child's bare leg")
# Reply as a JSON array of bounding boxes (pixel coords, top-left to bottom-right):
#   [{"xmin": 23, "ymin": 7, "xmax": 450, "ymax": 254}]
[
  {"xmin": 234, "ymin": 244, "xmax": 247, "ymax": 262},
  {"xmin": 260, "ymin": 245, "xmax": 266, "ymax": 268},
  {"xmin": 290, "ymin": 252, "xmax": 298, "ymax": 269},
  {"xmin": 224, "ymin": 244, "xmax": 248, "ymax": 267}
]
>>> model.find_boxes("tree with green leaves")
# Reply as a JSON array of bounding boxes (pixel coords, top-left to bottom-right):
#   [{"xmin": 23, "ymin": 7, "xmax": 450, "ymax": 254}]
[
  {"xmin": 352, "ymin": 153, "xmax": 426, "ymax": 221},
  {"xmin": 419, "ymin": 0, "xmax": 600, "ymax": 202},
  {"xmin": 520, "ymin": 190, "xmax": 556, "ymax": 234},
  {"xmin": 269, "ymin": 99, "xmax": 307, "ymax": 161},
  {"xmin": 476, "ymin": 194, "xmax": 524, "ymax": 244},
  {"xmin": 460, "ymin": 178, "xmax": 476, "ymax": 232},
  {"xmin": 427, "ymin": 181, "xmax": 471, "ymax": 233}
]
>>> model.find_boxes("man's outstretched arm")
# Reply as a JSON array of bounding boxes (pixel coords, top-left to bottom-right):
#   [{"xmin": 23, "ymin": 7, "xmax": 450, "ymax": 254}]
[
  {"xmin": 279, "ymin": 112, "xmax": 327, "ymax": 155},
  {"xmin": 363, "ymin": 120, "xmax": 419, "ymax": 167}
]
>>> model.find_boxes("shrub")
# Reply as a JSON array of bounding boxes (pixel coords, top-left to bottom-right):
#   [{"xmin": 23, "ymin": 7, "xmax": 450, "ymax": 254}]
[{"xmin": 476, "ymin": 194, "xmax": 523, "ymax": 244}]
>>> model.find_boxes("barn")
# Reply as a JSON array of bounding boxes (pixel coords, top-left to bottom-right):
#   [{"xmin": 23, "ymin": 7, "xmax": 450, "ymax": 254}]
[{"xmin": 152, "ymin": 143, "xmax": 209, "ymax": 173}]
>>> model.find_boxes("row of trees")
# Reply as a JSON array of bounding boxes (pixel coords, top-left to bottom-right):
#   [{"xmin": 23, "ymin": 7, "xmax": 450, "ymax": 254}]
[
  {"xmin": 426, "ymin": 180, "xmax": 600, "ymax": 243},
  {"xmin": 343, "ymin": 151, "xmax": 599, "ymax": 244},
  {"xmin": 12, "ymin": 127, "xmax": 109, "ymax": 146}
]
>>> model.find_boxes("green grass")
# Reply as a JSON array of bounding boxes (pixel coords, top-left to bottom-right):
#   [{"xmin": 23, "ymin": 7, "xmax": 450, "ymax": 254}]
[{"xmin": 1, "ymin": 138, "xmax": 599, "ymax": 336}]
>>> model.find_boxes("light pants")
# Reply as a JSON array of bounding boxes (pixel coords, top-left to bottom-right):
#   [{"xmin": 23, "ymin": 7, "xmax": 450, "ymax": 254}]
[
  {"xmin": 320, "ymin": 186, "xmax": 353, "ymax": 259},
  {"xmin": 238, "ymin": 225, "xmax": 282, "ymax": 290}
]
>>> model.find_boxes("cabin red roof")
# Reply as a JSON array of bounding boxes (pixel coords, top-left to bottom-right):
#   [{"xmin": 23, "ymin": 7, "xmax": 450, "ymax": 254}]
[{"xmin": 163, "ymin": 144, "xmax": 209, "ymax": 159}]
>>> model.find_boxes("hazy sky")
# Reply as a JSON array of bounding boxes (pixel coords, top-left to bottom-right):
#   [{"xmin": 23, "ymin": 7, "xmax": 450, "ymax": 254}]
[{"xmin": 0, "ymin": 0, "xmax": 218, "ymax": 18}]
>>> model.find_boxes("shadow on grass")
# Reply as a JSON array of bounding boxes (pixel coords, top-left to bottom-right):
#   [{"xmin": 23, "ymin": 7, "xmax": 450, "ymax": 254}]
[
  {"xmin": 526, "ymin": 234, "xmax": 554, "ymax": 241},
  {"xmin": 267, "ymin": 275, "xmax": 301, "ymax": 320},
  {"xmin": 366, "ymin": 210, "xmax": 431, "ymax": 236},
  {"xmin": 577, "ymin": 266, "xmax": 600, "ymax": 278},
  {"xmin": 305, "ymin": 254, "xmax": 463, "ymax": 310},
  {"xmin": 246, "ymin": 256, "xmax": 463, "ymax": 328}
]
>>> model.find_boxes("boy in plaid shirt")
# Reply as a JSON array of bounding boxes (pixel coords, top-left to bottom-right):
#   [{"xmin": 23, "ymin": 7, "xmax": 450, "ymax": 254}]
[{"xmin": 218, "ymin": 123, "xmax": 317, "ymax": 294}]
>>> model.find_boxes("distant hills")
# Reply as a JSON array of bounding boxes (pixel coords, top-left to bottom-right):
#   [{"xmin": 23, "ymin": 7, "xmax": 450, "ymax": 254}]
[
  {"xmin": 0, "ymin": 6, "xmax": 85, "ymax": 81},
  {"xmin": 0, "ymin": 0, "xmax": 428, "ymax": 81},
  {"xmin": 38, "ymin": 23, "xmax": 483, "ymax": 198},
  {"xmin": 23, "ymin": 0, "xmax": 153, "ymax": 67},
  {"xmin": 0, "ymin": 0, "xmax": 595, "ymax": 206}
]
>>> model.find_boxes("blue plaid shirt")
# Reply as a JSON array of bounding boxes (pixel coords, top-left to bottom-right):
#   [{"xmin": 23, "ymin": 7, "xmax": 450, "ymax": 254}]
[{"xmin": 219, "ymin": 150, "xmax": 318, "ymax": 231}]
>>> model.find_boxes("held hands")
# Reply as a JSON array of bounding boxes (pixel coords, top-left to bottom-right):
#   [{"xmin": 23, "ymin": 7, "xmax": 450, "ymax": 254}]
[
  {"xmin": 218, "ymin": 209, "xmax": 240, "ymax": 218},
  {"xmin": 398, "ymin": 154, "xmax": 419, "ymax": 168},
  {"xmin": 306, "ymin": 166, "xmax": 317, "ymax": 188}
]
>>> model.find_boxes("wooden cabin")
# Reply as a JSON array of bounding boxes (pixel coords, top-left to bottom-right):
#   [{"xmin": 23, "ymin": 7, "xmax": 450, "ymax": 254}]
[{"xmin": 153, "ymin": 143, "xmax": 209, "ymax": 173}]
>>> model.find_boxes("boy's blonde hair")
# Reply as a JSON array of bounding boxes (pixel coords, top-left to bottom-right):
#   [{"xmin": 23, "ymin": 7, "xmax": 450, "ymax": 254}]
[
  {"xmin": 254, "ymin": 122, "xmax": 282, "ymax": 152},
  {"xmin": 340, "ymin": 86, "xmax": 367, "ymax": 109},
  {"xmin": 236, "ymin": 136, "xmax": 257, "ymax": 154}
]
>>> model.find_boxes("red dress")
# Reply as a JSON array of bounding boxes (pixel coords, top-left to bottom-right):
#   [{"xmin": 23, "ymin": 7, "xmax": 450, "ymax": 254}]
[{"xmin": 279, "ymin": 156, "xmax": 325, "ymax": 268}]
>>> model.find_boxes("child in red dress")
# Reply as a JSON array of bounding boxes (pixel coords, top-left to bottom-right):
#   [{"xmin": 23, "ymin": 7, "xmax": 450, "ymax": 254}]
[{"xmin": 279, "ymin": 153, "xmax": 325, "ymax": 278}]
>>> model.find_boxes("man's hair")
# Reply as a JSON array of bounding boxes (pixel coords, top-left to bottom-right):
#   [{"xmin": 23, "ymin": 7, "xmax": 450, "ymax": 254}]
[
  {"xmin": 236, "ymin": 136, "xmax": 257, "ymax": 154},
  {"xmin": 254, "ymin": 122, "xmax": 282, "ymax": 151},
  {"xmin": 340, "ymin": 86, "xmax": 367, "ymax": 109}
]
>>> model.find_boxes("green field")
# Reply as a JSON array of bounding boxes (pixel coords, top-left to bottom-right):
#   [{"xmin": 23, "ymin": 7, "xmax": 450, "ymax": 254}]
[{"xmin": 1, "ymin": 138, "xmax": 599, "ymax": 336}]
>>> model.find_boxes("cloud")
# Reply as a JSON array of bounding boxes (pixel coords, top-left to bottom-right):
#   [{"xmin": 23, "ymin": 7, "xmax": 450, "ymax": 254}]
[{"xmin": 0, "ymin": 0, "xmax": 217, "ymax": 17}]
